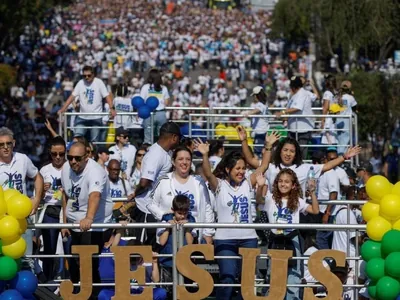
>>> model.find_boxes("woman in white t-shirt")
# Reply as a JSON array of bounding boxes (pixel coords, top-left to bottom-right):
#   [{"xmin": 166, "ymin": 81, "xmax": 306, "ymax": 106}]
[
  {"xmin": 336, "ymin": 81, "xmax": 358, "ymax": 154},
  {"xmin": 129, "ymin": 146, "xmax": 147, "ymax": 192},
  {"xmin": 321, "ymin": 75, "xmax": 337, "ymax": 129},
  {"xmin": 140, "ymin": 68, "xmax": 170, "ymax": 144},
  {"xmin": 147, "ymin": 146, "xmax": 215, "ymax": 243},
  {"xmin": 196, "ymin": 132, "xmax": 279, "ymax": 300},
  {"xmin": 256, "ymin": 168, "xmax": 319, "ymax": 300},
  {"xmin": 237, "ymin": 126, "xmax": 361, "ymax": 197},
  {"xmin": 243, "ymin": 86, "xmax": 269, "ymax": 156}
]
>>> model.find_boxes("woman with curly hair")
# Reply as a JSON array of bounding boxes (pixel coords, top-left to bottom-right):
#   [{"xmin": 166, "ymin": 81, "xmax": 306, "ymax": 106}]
[{"xmin": 256, "ymin": 168, "xmax": 319, "ymax": 300}]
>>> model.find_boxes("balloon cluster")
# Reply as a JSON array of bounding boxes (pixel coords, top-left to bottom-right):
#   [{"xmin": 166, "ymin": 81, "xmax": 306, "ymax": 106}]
[
  {"xmin": 0, "ymin": 187, "xmax": 38, "ymax": 299},
  {"xmin": 361, "ymin": 175, "xmax": 400, "ymax": 300},
  {"xmin": 131, "ymin": 96, "xmax": 159, "ymax": 119}
]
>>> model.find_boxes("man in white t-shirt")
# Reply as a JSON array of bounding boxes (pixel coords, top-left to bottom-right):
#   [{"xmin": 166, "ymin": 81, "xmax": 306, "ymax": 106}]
[
  {"xmin": 326, "ymin": 148, "xmax": 351, "ymax": 198},
  {"xmin": 130, "ymin": 122, "xmax": 181, "ymax": 246},
  {"xmin": 0, "ymin": 127, "xmax": 44, "ymax": 272},
  {"xmin": 58, "ymin": 65, "xmax": 116, "ymax": 142},
  {"xmin": 108, "ymin": 127, "xmax": 137, "ymax": 180},
  {"xmin": 107, "ymin": 159, "xmax": 133, "ymax": 207},
  {"xmin": 61, "ymin": 142, "xmax": 113, "ymax": 292},
  {"xmin": 312, "ymin": 151, "xmax": 340, "ymax": 250},
  {"xmin": 276, "ymin": 76, "xmax": 314, "ymax": 159}
]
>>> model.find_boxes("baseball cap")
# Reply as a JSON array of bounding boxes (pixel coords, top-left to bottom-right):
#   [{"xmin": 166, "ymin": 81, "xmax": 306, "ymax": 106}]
[
  {"xmin": 356, "ymin": 161, "xmax": 373, "ymax": 173},
  {"xmin": 250, "ymin": 86, "xmax": 263, "ymax": 96},
  {"xmin": 160, "ymin": 122, "xmax": 182, "ymax": 137},
  {"xmin": 116, "ymin": 126, "xmax": 129, "ymax": 136},
  {"xmin": 98, "ymin": 146, "xmax": 114, "ymax": 155},
  {"xmin": 329, "ymin": 103, "xmax": 345, "ymax": 114},
  {"xmin": 290, "ymin": 76, "xmax": 303, "ymax": 89}
]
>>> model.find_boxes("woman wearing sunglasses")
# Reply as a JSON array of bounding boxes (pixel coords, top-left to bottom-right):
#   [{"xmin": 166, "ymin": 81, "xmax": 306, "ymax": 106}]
[{"xmin": 129, "ymin": 146, "xmax": 148, "ymax": 192}]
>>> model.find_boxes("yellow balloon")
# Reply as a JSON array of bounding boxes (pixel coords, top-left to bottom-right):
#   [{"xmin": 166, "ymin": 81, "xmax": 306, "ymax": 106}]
[
  {"xmin": 6, "ymin": 194, "xmax": 32, "ymax": 219},
  {"xmin": 362, "ymin": 202, "xmax": 380, "ymax": 222},
  {"xmin": 392, "ymin": 182, "xmax": 400, "ymax": 197},
  {"xmin": 380, "ymin": 194, "xmax": 400, "ymax": 221},
  {"xmin": 0, "ymin": 215, "xmax": 20, "ymax": 240},
  {"xmin": 215, "ymin": 124, "xmax": 227, "ymax": 137},
  {"xmin": 17, "ymin": 218, "xmax": 27, "ymax": 234},
  {"xmin": 393, "ymin": 219, "xmax": 400, "ymax": 231},
  {"xmin": 366, "ymin": 175, "xmax": 393, "ymax": 204},
  {"xmin": 3, "ymin": 189, "xmax": 20, "ymax": 201},
  {"xmin": 366, "ymin": 216, "xmax": 392, "ymax": 241},
  {"xmin": 0, "ymin": 185, "xmax": 4, "ymax": 202},
  {"xmin": 2, "ymin": 237, "xmax": 27, "ymax": 259},
  {"xmin": 0, "ymin": 199, "xmax": 6, "ymax": 217}
]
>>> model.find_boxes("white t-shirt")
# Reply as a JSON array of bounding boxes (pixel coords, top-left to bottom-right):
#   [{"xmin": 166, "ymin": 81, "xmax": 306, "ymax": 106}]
[
  {"xmin": 287, "ymin": 88, "xmax": 314, "ymax": 132},
  {"xmin": 214, "ymin": 178, "xmax": 257, "ymax": 240},
  {"xmin": 113, "ymin": 96, "xmax": 141, "ymax": 129},
  {"xmin": 333, "ymin": 166, "xmax": 350, "ymax": 199},
  {"xmin": 322, "ymin": 90, "xmax": 335, "ymax": 104},
  {"xmin": 140, "ymin": 84, "xmax": 169, "ymax": 111},
  {"xmin": 174, "ymin": 178, "xmax": 200, "ymax": 217},
  {"xmin": 135, "ymin": 143, "xmax": 172, "ymax": 213},
  {"xmin": 266, "ymin": 163, "xmax": 323, "ymax": 197},
  {"xmin": 40, "ymin": 163, "xmax": 63, "ymax": 205},
  {"xmin": 316, "ymin": 169, "xmax": 339, "ymax": 213},
  {"xmin": 250, "ymin": 102, "xmax": 269, "ymax": 134},
  {"xmin": 129, "ymin": 168, "xmax": 141, "ymax": 191},
  {"xmin": 263, "ymin": 191, "xmax": 308, "ymax": 234},
  {"xmin": 209, "ymin": 156, "xmax": 222, "ymax": 172},
  {"xmin": 332, "ymin": 206, "xmax": 357, "ymax": 270},
  {"xmin": 340, "ymin": 94, "xmax": 357, "ymax": 116},
  {"xmin": 108, "ymin": 144, "xmax": 137, "ymax": 179},
  {"xmin": 72, "ymin": 78, "xmax": 109, "ymax": 120},
  {"xmin": 0, "ymin": 152, "xmax": 38, "ymax": 194},
  {"xmin": 321, "ymin": 117, "xmax": 338, "ymax": 144},
  {"xmin": 109, "ymin": 178, "xmax": 132, "ymax": 198},
  {"xmin": 61, "ymin": 159, "xmax": 113, "ymax": 231}
]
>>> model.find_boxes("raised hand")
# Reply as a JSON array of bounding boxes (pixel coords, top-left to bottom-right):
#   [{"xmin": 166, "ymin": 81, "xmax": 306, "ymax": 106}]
[
  {"xmin": 194, "ymin": 138, "xmax": 210, "ymax": 155},
  {"xmin": 236, "ymin": 125, "xmax": 248, "ymax": 142},
  {"xmin": 344, "ymin": 145, "xmax": 362, "ymax": 159},
  {"xmin": 265, "ymin": 131, "xmax": 281, "ymax": 146},
  {"xmin": 255, "ymin": 172, "xmax": 266, "ymax": 187}
]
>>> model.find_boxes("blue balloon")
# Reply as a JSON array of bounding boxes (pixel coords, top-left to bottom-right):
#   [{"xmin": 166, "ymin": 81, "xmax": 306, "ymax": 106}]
[
  {"xmin": 0, "ymin": 289, "xmax": 23, "ymax": 300},
  {"xmin": 146, "ymin": 96, "xmax": 159, "ymax": 111},
  {"xmin": 138, "ymin": 105, "xmax": 151, "ymax": 119},
  {"xmin": 131, "ymin": 96, "xmax": 145, "ymax": 109},
  {"xmin": 10, "ymin": 271, "xmax": 38, "ymax": 298}
]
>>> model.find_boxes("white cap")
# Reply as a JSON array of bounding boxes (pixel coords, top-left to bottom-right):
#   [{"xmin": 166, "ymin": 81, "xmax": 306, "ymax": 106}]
[{"xmin": 251, "ymin": 86, "xmax": 263, "ymax": 96}]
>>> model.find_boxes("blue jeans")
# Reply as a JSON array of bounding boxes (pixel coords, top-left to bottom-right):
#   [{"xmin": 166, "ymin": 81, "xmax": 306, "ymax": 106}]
[
  {"xmin": 214, "ymin": 238, "xmax": 258, "ymax": 300},
  {"xmin": 42, "ymin": 211, "xmax": 61, "ymax": 281},
  {"xmin": 266, "ymin": 235, "xmax": 303, "ymax": 300},
  {"xmin": 143, "ymin": 110, "xmax": 167, "ymax": 144},
  {"xmin": 74, "ymin": 117, "xmax": 103, "ymax": 142},
  {"xmin": 21, "ymin": 216, "xmax": 34, "ymax": 273},
  {"xmin": 98, "ymin": 288, "xmax": 167, "ymax": 300}
]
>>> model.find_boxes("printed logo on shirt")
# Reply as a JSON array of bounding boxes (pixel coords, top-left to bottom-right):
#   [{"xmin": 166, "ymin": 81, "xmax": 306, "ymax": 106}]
[
  {"xmin": 273, "ymin": 205, "xmax": 293, "ymax": 224},
  {"xmin": 3, "ymin": 171, "xmax": 23, "ymax": 193},
  {"xmin": 68, "ymin": 183, "xmax": 81, "ymax": 211},
  {"xmin": 120, "ymin": 160, "xmax": 128, "ymax": 172},
  {"xmin": 175, "ymin": 189, "xmax": 195, "ymax": 212},
  {"xmin": 110, "ymin": 188, "xmax": 122, "ymax": 198},
  {"xmin": 85, "ymin": 88, "xmax": 94, "ymax": 104},
  {"xmin": 116, "ymin": 103, "xmax": 131, "ymax": 112},
  {"xmin": 227, "ymin": 193, "xmax": 249, "ymax": 223}
]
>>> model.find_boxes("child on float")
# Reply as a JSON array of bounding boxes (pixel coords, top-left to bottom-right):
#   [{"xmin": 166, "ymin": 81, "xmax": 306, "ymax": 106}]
[{"xmin": 256, "ymin": 168, "xmax": 319, "ymax": 300}]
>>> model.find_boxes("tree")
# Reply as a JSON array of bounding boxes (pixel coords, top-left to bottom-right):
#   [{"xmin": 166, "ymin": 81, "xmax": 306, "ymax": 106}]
[{"xmin": 0, "ymin": 64, "xmax": 16, "ymax": 95}]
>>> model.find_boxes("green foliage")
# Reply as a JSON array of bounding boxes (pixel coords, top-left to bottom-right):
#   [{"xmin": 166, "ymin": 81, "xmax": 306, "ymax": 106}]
[{"xmin": 0, "ymin": 64, "xmax": 17, "ymax": 96}]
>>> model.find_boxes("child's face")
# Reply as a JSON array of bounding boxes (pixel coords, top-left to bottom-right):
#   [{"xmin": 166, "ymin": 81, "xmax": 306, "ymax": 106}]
[
  {"xmin": 278, "ymin": 174, "xmax": 294, "ymax": 195},
  {"xmin": 174, "ymin": 210, "xmax": 189, "ymax": 221}
]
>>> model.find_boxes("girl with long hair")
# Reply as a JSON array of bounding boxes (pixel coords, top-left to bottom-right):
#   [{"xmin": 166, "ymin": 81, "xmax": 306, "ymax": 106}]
[
  {"xmin": 129, "ymin": 145, "xmax": 148, "ymax": 192},
  {"xmin": 321, "ymin": 75, "xmax": 337, "ymax": 129},
  {"xmin": 196, "ymin": 132, "xmax": 280, "ymax": 300},
  {"xmin": 140, "ymin": 68, "xmax": 170, "ymax": 144},
  {"xmin": 256, "ymin": 169, "xmax": 319, "ymax": 300}
]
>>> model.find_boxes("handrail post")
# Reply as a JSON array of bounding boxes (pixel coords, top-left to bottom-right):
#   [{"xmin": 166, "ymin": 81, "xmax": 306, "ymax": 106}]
[
  {"xmin": 63, "ymin": 113, "xmax": 68, "ymax": 142},
  {"xmin": 189, "ymin": 114, "xmax": 192, "ymax": 138},
  {"xmin": 172, "ymin": 224, "xmax": 178, "ymax": 300},
  {"xmin": 150, "ymin": 112, "xmax": 155, "ymax": 144}
]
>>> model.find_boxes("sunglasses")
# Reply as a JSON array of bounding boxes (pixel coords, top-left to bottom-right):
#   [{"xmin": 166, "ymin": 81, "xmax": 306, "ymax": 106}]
[
  {"xmin": 0, "ymin": 142, "xmax": 13, "ymax": 149},
  {"xmin": 119, "ymin": 135, "xmax": 129, "ymax": 139},
  {"xmin": 83, "ymin": 74, "xmax": 93, "ymax": 78},
  {"xmin": 51, "ymin": 152, "xmax": 65, "ymax": 158},
  {"xmin": 67, "ymin": 155, "xmax": 85, "ymax": 162},
  {"xmin": 137, "ymin": 152, "xmax": 146, "ymax": 157}
]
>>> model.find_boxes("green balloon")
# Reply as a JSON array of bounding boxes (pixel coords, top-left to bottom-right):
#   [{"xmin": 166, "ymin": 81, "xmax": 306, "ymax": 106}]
[
  {"xmin": 0, "ymin": 240, "xmax": 2, "ymax": 255},
  {"xmin": 382, "ymin": 230, "xmax": 400, "ymax": 257},
  {"xmin": 385, "ymin": 252, "xmax": 400, "ymax": 278},
  {"xmin": 366, "ymin": 258, "xmax": 386, "ymax": 282},
  {"xmin": 361, "ymin": 240, "xmax": 382, "ymax": 261},
  {"xmin": 0, "ymin": 256, "xmax": 18, "ymax": 280},
  {"xmin": 368, "ymin": 281, "xmax": 377, "ymax": 299},
  {"xmin": 376, "ymin": 276, "xmax": 400, "ymax": 300},
  {"xmin": 14, "ymin": 258, "xmax": 21, "ymax": 271}
]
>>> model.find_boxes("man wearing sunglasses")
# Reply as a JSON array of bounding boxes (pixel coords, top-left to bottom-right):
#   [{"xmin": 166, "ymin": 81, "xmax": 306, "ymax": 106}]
[
  {"xmin": 38, "ymin": 136, "xmax": 66, "ymax": 281},
  {"xmin": 108, "ymin": 127, "xmax": 137, "ymax": 180},
  {"xmin": 60, "ymin": 142, "xmax": 113, "ymax": 294},
  {"xmin": 58, "ymin": 65, "xmax": 116, "ymax": 142},
  {"xmin": 0, "ymin": 127, "xmax": 44, "ymax": 272}
]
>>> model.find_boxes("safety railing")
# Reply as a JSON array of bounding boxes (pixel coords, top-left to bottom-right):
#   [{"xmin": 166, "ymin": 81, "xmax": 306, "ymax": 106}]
[{"xmin": 28, "ymin": 221, "xmax": 366, "ymax": 300}]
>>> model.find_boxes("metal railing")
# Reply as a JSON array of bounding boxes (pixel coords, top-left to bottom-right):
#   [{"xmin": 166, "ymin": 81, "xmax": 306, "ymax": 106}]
[{"xmin": 31, "ymin": 199, "xmax": 366, "ymax": 300}]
